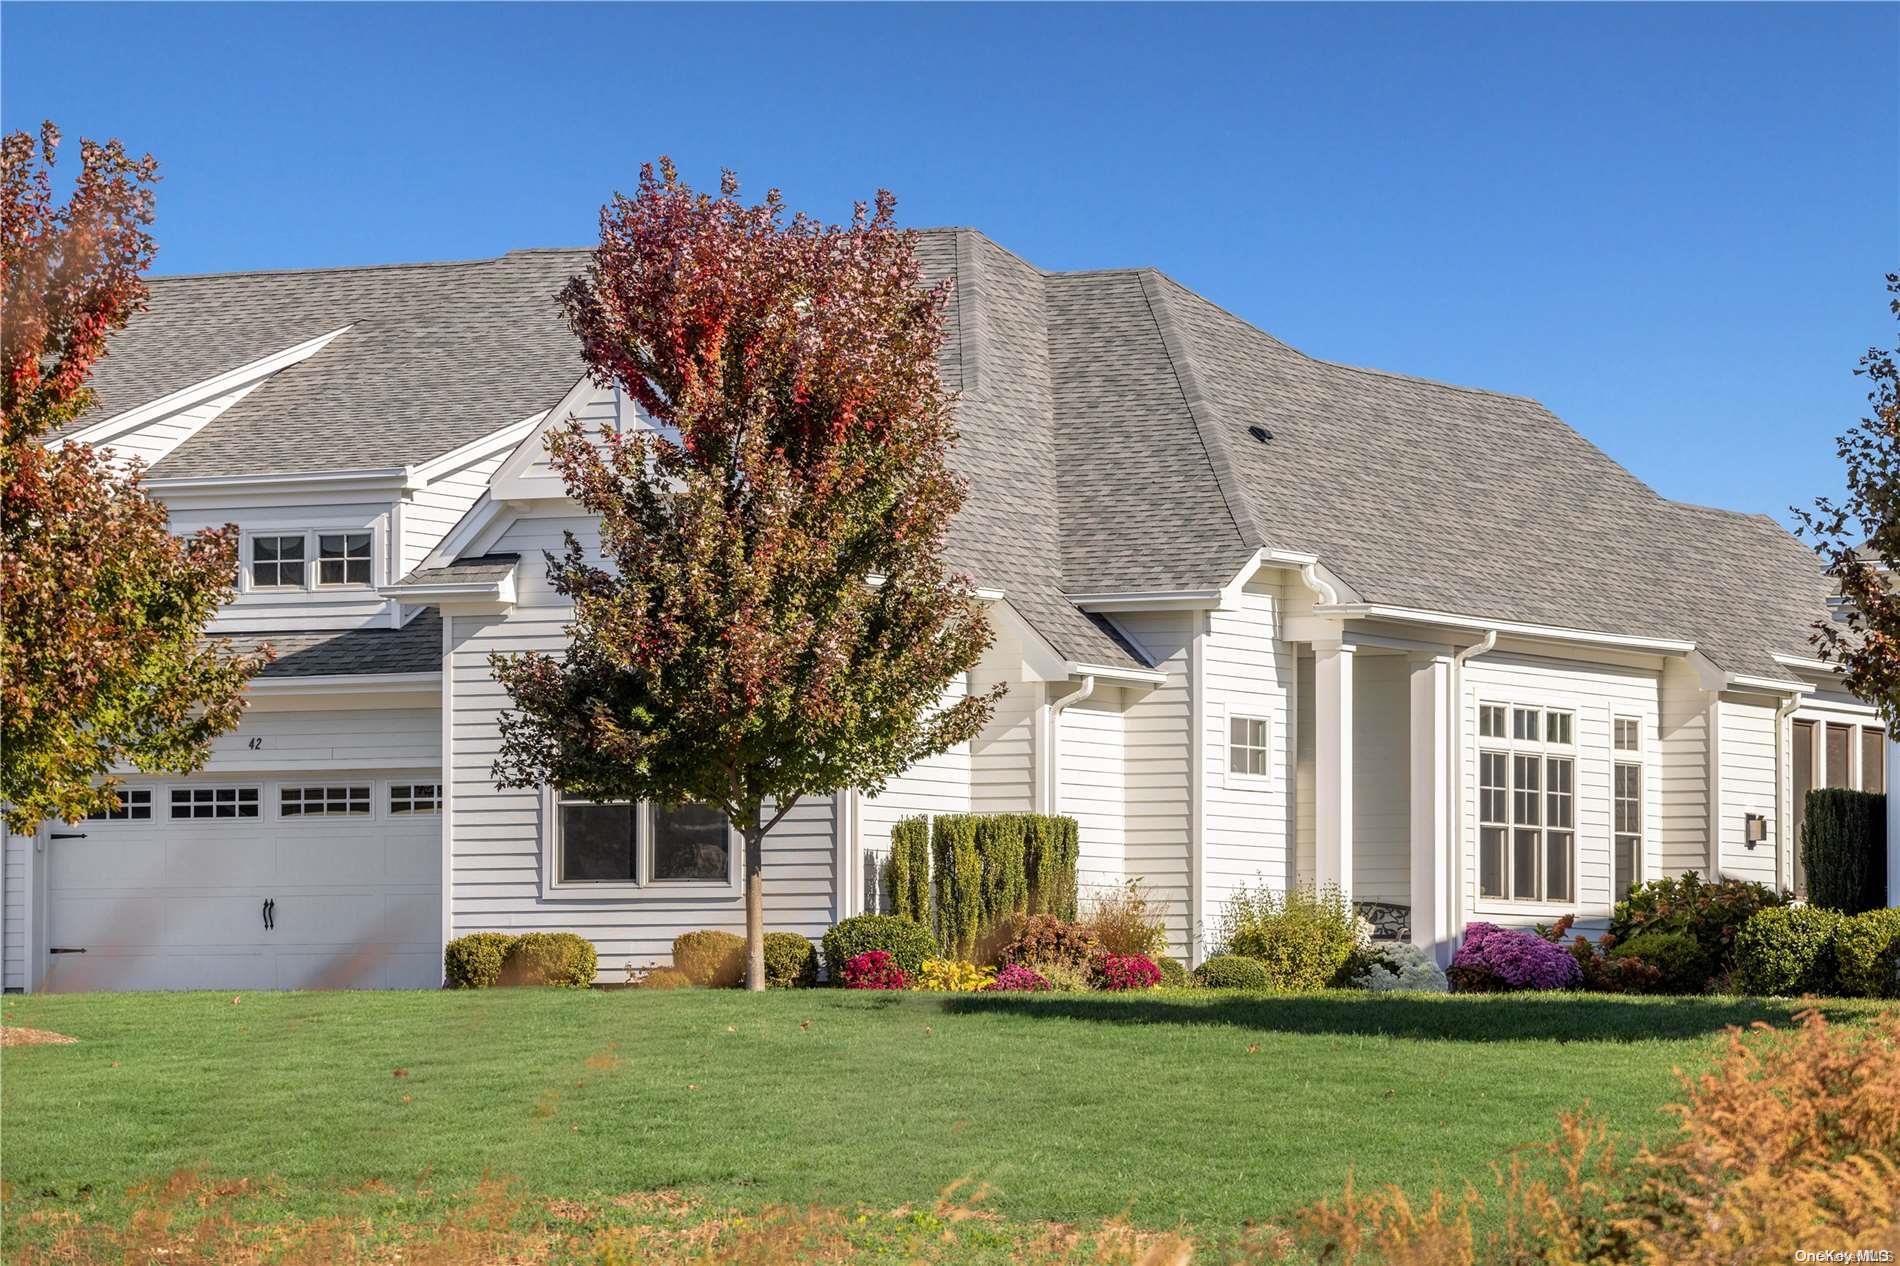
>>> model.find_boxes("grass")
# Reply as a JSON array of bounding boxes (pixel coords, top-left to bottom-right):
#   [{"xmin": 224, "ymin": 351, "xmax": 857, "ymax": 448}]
[{"xmin": 3, "ymin": 987, "xmax": 1893, "ymax": 1263}]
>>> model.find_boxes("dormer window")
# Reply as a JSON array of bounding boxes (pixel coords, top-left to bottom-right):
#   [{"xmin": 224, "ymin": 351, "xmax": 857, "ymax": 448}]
[
  {"xmin": 317, "ymin": 532, "xmax": 372, "ymax": 586},
  {"xmin": 250, "ymin": 534, "xmax": 306, "ymax": 588}
]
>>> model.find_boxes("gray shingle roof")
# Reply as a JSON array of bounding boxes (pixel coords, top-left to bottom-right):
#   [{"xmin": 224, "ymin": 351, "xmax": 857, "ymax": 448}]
[
  {"xmin": 81, "ymin": 251, "xmax": 589, "ymax": 477},
  {"xmin": 95, "ymin": 232, "xmax": 1830, "ymax": 682},
  {"xmin": 216, "ymin": 608, "xmax": 442, "ymax": 678},
  {"xmin": 389, "ymin": 553, "xmax": 520, "ymax": 589}
]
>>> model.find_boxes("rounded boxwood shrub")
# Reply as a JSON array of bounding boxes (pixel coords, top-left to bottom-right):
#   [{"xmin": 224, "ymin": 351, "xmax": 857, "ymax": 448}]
[
  {"xmin": 822, "ymin": 914, "xmax": 936, "ymax": 982},
  {"xmin": 501, "ymin": 931, "xmax": 597, "ymax": 988},
  {"xmin": 673, "ymin": 930, "xmax": 746, "ymax": 987},
  {"xmin": 1155, "ymin": 954, "xmax": 1191, "ymax": 987},
  {"xmin": 1193, "ymin": 953, "xmax": 1273, "ymax": 990},
  {"xmin": 1607, "ymin": 929, "xmax": 1705, "ymax": 995},
  {"xmin": 763, "ymin": 932, "xmax": 819, "ymax": 989},
  {"xmin": 1834, "ymin": 907, "xmax": 1900, "ymax": 998},
  {"xmin": 444, "ymin": 931, "xmax": 516, "ymax": 989},
  {"xmin": 1734, "ymin": 907, "xmax": 1843, "ymax": 996},
  {"xmin": 1609, "ymin": 873, "xmax": 1785, "ymax": 992}
]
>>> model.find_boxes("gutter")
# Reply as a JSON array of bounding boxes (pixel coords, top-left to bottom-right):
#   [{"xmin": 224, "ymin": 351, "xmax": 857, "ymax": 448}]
[
  {"xmin": 247, "ymin": 671, "xmax": 441, "ymax": 695},
  {"xmin": 147, "ymin": 467, "xmax": 417, "ymax": 494},
  {"xmin": 1312, "ymin": 603, "xmax": 1694, "ymax": 656}
]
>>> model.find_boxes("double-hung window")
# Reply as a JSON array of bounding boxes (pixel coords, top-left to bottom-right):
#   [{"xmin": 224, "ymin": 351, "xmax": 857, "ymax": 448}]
[
  {"xmin": 553, "ymin": 792, "xmax": 733, "ymax": 889},
  {"xmin": 1612, "ymin": 717, "xmax": 1644, "ymax": 899},
  {"xmin": 1478, "ymin": 704, "xmax": 1575, "ymax": 903}
]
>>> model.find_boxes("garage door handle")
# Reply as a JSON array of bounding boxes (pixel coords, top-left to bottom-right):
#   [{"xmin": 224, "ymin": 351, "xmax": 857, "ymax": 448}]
[
  {"xmin": 50, "ymin": 947, "xmax": 86, "ymax": 954},
  {"xmin": 49, "ymin": 832, "xmax": 86, "ymax": 840},
  {"xmin": 262, "ymin": 898, "xmax": 275, "ymax": 931}
]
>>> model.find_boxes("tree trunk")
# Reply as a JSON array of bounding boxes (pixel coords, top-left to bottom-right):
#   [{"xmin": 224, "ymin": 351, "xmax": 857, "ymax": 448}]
[{"xmin": 744, "ymin": 812, "xmax": 766, "ymax": 992}]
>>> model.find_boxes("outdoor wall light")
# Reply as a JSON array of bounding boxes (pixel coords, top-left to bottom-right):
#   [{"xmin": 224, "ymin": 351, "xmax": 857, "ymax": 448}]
[{"xmin": 1744, "ymin": 813, "xmax": 1768, "ymax": 847}]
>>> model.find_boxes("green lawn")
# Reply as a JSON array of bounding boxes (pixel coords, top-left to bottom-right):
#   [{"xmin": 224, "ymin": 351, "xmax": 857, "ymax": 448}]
[{"xmin": 3, "ymin": 988, "xmax": 1891, "ymax": 1262}]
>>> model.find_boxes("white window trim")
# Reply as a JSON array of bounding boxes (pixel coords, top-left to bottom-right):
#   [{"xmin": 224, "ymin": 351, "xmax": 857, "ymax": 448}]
[
  {"xmin": 1612, "ymin": 757, "xmax": 1645, "ymax": 899},
  {"xmin": 313, "ymin": 530, "xmax": 376, "ymax": 590},
  {"xmin": 538, "ymin": 787, "xmax": 742, "ymax": 901},
  {"xmin": 389, "ymin": 782, "xmax": 443, "ymax": 816},
  {"xmin": 239, "ymin": 527, "xmax": 380, "ymax": 595},
  {"xmin": 1474, "ymin": 698, "xmax": 1580, "ymax": 914},
  {"xmin": 1221, "ymin": 705, "xmax": 1275, "ymax": 790}
]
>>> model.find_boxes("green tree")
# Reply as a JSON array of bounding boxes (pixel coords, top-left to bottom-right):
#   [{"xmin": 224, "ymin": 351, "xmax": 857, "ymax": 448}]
[
  {"xmin": 490, "ymin": 161, "xmax": 998, "ymax": 989},
  {"xmin": 1, "ymin": 123, "xmax": 267, "ymax": 832}
]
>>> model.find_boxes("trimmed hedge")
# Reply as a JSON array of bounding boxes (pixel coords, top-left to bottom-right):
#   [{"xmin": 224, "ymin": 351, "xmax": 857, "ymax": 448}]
[
  {"xmin": 444, "ymin": 932, "xmax": 515, "ymax": 989},
  {"xmin": 762, "ymin": 932, "xmax": 819, "ymax": 989},
  {"xmin": 673, "ymin": 930, "xmax": 745, "ymax": 987},
  {"xmin": 1193, "ymin": 954, "xmax": 1273, "ymax": 990},
  {"xmin": 1734, "ymin": 906, "xmax": 1843, "ymax": 996},
  {"xmin": 931, "ymin": 815, "xmax": 984, "ymax": 958},
  {"xmin": 976, "ymin": 814, "xmax": 1028, "ymax": 929},
  {"xmin": 1024, "ymin": 814, "xmax": 1080, "ymax": 920},
  {"xmin": 822, "ymin": 914, "xmax": 936, "ymax": 982},
  {"xmin": 1835, "ymin": 907, "xmax": 1900, "ymax": 998},
  {"xmin": 501, "ymin": 932, "xmax": 597, "ymax": 988},
  {"xmin": 1803, "ymin": 789, "xmax": 1888, "ymax": 914},
  {"xmin": 888, "ymin": 817, "xmax": 931, "ymax": 924}
]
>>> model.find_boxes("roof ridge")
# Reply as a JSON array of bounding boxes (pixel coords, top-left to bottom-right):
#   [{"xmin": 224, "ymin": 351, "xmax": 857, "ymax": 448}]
[
  {"xmin": 1137, "ymin": 269, "xmax": 1271, "ymax": 554},
  {"xmin": 149, "ymin": 248, "xmax": 587, "ymax": 284}
]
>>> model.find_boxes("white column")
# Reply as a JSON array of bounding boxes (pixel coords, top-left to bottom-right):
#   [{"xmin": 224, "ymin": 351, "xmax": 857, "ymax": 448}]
[
  {"xmin": 1409, "ymin": 653, "xmax": 1454, "ymax": 961},
  {"xmin": 1314, "ymin": 644, "xmax": 1355, "ymax": 902},
  {"xmin": 1889, "ymin": 737, "xmax": 1900, "ymax": 908}
]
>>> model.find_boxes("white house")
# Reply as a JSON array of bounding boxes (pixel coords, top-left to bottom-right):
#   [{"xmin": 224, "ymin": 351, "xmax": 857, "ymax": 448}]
[{"xmin": 4, "ymin": 231, "xmax": 1886, "ymax": 993}]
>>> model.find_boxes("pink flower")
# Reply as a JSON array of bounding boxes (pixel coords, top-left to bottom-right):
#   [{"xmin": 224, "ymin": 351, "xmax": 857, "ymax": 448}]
[
  {"xmin": 842, "ymin": 950, "xmax": 909, "ymax": 990},
  {"xmin": 1097, "ymin": 954, "xmax": 1161, "ymax": 991}
]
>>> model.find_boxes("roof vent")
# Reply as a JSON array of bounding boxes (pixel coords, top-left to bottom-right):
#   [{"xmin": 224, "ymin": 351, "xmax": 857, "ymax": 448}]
[{"xmin": 1248, "ymin": 425, "xmax": 1274, "ymax": 444}]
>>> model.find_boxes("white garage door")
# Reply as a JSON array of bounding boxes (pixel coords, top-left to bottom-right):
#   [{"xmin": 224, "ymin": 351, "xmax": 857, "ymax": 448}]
[{"xmin": 43, "ymin": 775, "xmax": 441, "ymax": 992}]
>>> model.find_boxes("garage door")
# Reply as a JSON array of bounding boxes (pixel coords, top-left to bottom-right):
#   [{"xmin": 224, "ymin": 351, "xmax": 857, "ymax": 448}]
[{"xmin": 43, "ymin": 775, "xmax": 441, "ymax": 992}]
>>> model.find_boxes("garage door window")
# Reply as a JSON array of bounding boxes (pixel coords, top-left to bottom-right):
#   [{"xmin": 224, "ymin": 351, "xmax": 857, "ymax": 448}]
[
  {"xmin": 171, "ymin": 787, "xmax": 260, "ymax": 819},
  {"xmin": 280, "ymin": 786, "xmax": 371, "ymax": 817},
  {"xmin": 87, "ymin": 788, "xmax": 152, "ymax": 821},
  {"xmin": 390, "ymin": 784, "xmax": 441, "ymax": 814}
]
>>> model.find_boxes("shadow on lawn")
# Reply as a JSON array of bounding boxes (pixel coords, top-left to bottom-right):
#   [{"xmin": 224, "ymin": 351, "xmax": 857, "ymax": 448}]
[{"xmin": 937, "ymin": 991, "xmax": 1872, "ymax": 1043}]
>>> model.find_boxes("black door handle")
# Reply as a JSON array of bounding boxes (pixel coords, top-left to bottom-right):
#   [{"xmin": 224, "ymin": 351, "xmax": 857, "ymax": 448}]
[
  {"xmin": 266, "ymin": 898, "xmax": 275, "ymax": 930},
  {"xmin": 262, "ymin": 898, "xmax": 273, "ymax": 931},
  {"xmin": 49, "ymin": 832, "xmax": 86, "ymax": 840}
]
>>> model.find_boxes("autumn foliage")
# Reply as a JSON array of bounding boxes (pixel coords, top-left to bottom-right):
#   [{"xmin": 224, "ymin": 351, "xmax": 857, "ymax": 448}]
[
  {"xmin": 1294, "ymin": 1008, "xmax": 1900, "ymax": 1264},
  {"xmin": 491, "ymin": 161, "xmax": 995, "ymax": 987},
  {"xmin": 1, "ymin": 123, "xmax": 265, "ymax": 831}
]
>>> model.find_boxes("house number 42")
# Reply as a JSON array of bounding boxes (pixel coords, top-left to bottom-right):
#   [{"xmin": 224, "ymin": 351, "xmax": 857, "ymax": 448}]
[{"xmin": 247, "ymin": 738, "xmax": 263, "ymax": 750}]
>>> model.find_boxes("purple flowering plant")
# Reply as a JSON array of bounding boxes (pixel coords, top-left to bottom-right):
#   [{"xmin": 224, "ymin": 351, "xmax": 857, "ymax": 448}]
[
  {"xmin": 1448, "ymin": 922, "xmax": 1582, "ymax": 992},
  {"xmin": 985, "ymin": 964, "xmax": 1051, "ymax": 992}
]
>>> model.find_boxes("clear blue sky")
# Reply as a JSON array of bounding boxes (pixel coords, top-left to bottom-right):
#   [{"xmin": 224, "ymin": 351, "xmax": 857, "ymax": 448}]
[{"xmin": 5, "ymin": 3, "xmax": 1894, "ymax": 527}]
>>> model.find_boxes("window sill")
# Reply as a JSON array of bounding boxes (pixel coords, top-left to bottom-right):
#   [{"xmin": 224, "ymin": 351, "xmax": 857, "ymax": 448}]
[
  {"xmin": 540, "ymin": 878, "xmax": 742, "ymax": 902},
  {"xmin": 1471, "ymin": 900, "xmax": 1593, "ymax": 921}
]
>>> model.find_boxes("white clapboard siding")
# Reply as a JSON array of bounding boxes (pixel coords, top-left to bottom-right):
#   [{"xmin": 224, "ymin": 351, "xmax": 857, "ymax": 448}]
[
  {"xmin": 90, "ymin": 378, "xmax": 269, "ymax": 470},
  {"xmin": 1351, "ymin": 653, "xmax": 1411, "ymax": 904},
  {"xmin": 447, "ymin": 509, "xmax": 836, "ymax": 971},
  {"xmin": 1717, "ymin": 696, "xmax": 1779, "ymax": 885},
  {"xmin": 3, "ymin": 833, "xmax": 27, "ymax": 990},
  {"xmin": 969, "ymin": 619, "xmax": 1038, "ymax": 816},
  {"xmin": 1460, "ymin": 651, "xmax": 1663, "ymax": 927},
  {"xmin": 205, "ymin": 706, "xmax": 441, "ymax": 772},
  {"xmin": 1658, "ymin": 658, "xmax": 1710, "ymax": 878},
  {"xmin": 1059, "ymin": 695, "xmax": 1126, "ymax": 893},
  {"xmin": 1202, "ymin": 573, "xmax": 1295, "ymax": 929},
  {"xmin": 402, "ymin": 450, "xmax": 511, "ymax": 573},
  {"xmin": 860, "ymin": 674, "xmax": 973, "ymax": 912},
  {"xmin": 1113, "ymin": 610, "xmax": 1193, "ymax": 956}
]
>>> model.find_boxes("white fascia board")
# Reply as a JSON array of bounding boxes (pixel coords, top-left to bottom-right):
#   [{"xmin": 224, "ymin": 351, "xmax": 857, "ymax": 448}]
[
  {"xmin": 145, "ymin": 467, "xmax": 413, "ymax": 495},
  {"xmin": 1068, "ymin": 660, "xmax": 1169, "ymax": 686},
  {"xmin": 381, "ymin": 570, "xmax": 516, "ymax": 606},
  {"xmin": 1725, "ymin": 674, "xmax": 1814, "ymax": 697},
  {"xmin": 53, "ymin": 325, "xmax": 354, "ymax": 452},
  {"xmin": 1772, "ymin": 653, "xmax": 1841, "ymax": 676},
  {"xmin": 490, "ymin": 375, "xmax": 598, "ymax": 495},
  {"xmin": 246, "ymin": 671, "xmax": 441, "ymax": 696},
  {"xmin": 410, "ymin": 412, "xmax": 548, "ymax": 485},
  {"xmin": 1068, "ymin": 590, "xmax": 1223, "ymax": 612},
  {"xmin": 1315, "ymin": 603, "xmax": 1698, "ymax": 656}
]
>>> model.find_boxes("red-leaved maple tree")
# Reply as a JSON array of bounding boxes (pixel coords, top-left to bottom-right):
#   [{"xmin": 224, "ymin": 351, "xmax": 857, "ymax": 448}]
[
  {"xmin": 1, "ymin": 123, "xmax": 267, "ymax": 832},
  {"xmin": 490, "ymin": 161, "xmax": 997, "ymax": 988}
]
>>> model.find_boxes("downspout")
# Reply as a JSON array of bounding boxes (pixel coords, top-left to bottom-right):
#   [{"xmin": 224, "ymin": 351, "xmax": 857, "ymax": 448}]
[
  {"xmin": 1298, "ymin": 563, "xmax": 1339, "ymax": 607},
  {"xmin": 1045, "ymin": 675, "xmax": 1097, "ymax": 816},
  {"xmin": 1448, "ymin": 630, "xmax": 1498, "ymax": 951},
  {"xmin": 1774, "ymin": 693, "xmax": 1802, "ymax": 893}
]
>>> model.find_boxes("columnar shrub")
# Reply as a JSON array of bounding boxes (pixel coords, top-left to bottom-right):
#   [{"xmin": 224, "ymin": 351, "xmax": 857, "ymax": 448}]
[
  {"xmin": 761, "ymin": 932, "xmax": 818, "ymax": 989},
  {"xmin": 1024, "ymin": 814, "xmax": 1080, "ymax": 919},
  {"xmin": 1193, "ymin": 954, "xmax": 1273, "ymax": 990},
  {"xmin": 1609, "ymin": 873, "xmax": 1785, "ymax": 991},
  {"xmin": 1734, "ymin": 906, "xmax": 1844, "ymax": 996},
  {"xmin": 1834, "ymin": 907, "xmax": 1900, "ymax": 998},
  {"xmin": 888, "ymin": 816, "xmax": 931, "ymax": 924},
  {"xmin": 444, "ymin": 932, "xmax": 516, "ymax": 989},
  {"xmin": 1447, "ymin": 922, "xmax": 1581, "ymax": 992},
  {"xmin": 931, "ymin": 814, "xmax": 984, "ymax": 957},
  {"xmin": 501, "ymin": 932, "xmax": 598, "ymax": 988},
  {"xmin": 1096, "ymin": 953, "xmax": 1161, "ymax": 991},
  {"xmin": 1219, "ymin": 882, "xmax": 1359, "ymax": 992},
  {"xmin": 821, "ymin": 914, "xmax": 936, "ymax": 982},
  {"xmin": 672, "ymin": 930, "xmax": 745, "ymax": 987},
  {"xmin": 1803, "ymin": 788, "xmax": 1888, "ymax": 914},
  {"xmin": 841, "ymin": 951, "xmax": 908, "ymax": 990},
  {"xmin": 975, "ymin": 814, "xmax": 1028, "ymax": 928}
]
